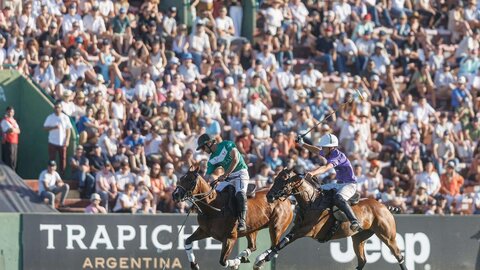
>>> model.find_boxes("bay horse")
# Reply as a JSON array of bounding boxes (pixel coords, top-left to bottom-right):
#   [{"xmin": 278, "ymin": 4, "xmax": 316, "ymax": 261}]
[
  {"xmin": 172, "ymin": 166, "xmax": 293, "ymax": 269},
  {"xmin": 254, "ymin": 167, "xmax": 407, "ymax": 270}
]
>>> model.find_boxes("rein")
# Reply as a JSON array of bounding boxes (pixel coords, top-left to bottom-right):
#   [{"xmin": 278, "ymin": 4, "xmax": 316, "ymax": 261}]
[{"xmin": 176, "ymin": 181, "xmax": 222, "ymax": 213}]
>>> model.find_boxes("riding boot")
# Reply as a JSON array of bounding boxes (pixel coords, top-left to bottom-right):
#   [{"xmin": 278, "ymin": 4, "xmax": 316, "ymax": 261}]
[
  {"xmin": 334, "ymin": 194, "xmax": 363, "ymax": 232},
  {"xmin": 235, "ymin": 192, "xmax": 247, "ymax": 232}
]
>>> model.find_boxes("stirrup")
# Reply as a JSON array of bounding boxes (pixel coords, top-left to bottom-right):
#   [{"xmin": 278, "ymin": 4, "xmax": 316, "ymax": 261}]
[
  {"xmin": 350, "ymin": 221, "xmax": 363, "ymax": 232},
  {"xmin": 237, "ymin": 219, "xmax": 247, "ymax": 232}
]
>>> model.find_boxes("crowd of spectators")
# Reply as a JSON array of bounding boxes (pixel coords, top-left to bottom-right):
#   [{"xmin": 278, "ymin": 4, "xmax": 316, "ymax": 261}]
[{"xmin": 3, "ymin": 0, "xmax": 480, "ymax": 214}]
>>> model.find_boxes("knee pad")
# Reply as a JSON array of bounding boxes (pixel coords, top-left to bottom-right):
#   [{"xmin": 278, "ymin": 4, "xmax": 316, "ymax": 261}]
[{"xmin": 334, "ymin": 193, "xmax": 346, "ymax": 204}]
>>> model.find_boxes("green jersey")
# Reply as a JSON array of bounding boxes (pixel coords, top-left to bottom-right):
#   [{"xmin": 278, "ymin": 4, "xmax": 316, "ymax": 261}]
[{"xmin": 206, "ymin": 140, "xmax": 248, "ymax": 175}]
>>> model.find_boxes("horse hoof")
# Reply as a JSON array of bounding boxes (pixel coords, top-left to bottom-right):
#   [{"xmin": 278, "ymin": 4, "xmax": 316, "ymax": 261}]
[
  {"xmin": 254, "ymin": 260, "xmax": 265, "ymax": 269},
  {"xmin": 240, "ymin": 256, "xmax": 250, "ymax": 263},
  {"xmin": 190, "ymin": 262, "xmax": 200, "ymax": 270}
]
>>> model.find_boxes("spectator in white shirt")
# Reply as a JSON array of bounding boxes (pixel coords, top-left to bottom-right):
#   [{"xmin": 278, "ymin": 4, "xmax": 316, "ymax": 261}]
[
  {"xmin": 215, "ymin": 7, "xmax": 235, "ymax": 49},
  {"xmin": 62, "ymin": 3, "xmax": 84, "ymax": 36},
  {"xmin": 38, "ymin": 160, "xmax": 70, "ymax": 208},
  {"xmin": 300, "ymin": 63, "xmax": 323, "ymax": 89},
  {"xmin": 163, "ymin": 6, "xmax": 177, "ymax": 37},
  {"xmin": 43, "ymin": 102, "xmax": 73, "ymax": 175},
  {"xmin": 134, "ymin": 71, "xmax": 156, "ymax": 102},
  {"xmin": 97, "ymin": 0, "xmax": 115, "ymax": 18},
  {"xmin": 189, "ymin": 21, "xmax": 211, "ymax": 67},
  {"xmin": 83, "ymin": 5, "xmax": 107, "ymax": 36},
  {"xmin": 95, "ymin": 162, "xmax": 117, "ymax": 210},
  {"xmin": 336, "ymin": 33, "xmax": 358, "ymax": 74}
]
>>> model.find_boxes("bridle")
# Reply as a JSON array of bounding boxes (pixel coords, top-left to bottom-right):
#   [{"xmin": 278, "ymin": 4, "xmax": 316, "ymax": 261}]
[
  {"xmin": 175, "ymin": 169, "xmax": 221, "ymax": 212},
  {"xmin": 270, "ymin": 169, "xmax": 307, "ymax": 201}
]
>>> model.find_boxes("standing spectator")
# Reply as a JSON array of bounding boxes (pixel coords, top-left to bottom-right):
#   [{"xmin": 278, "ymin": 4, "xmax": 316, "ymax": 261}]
[
  {"xmin": 84, "ymin": 193, "xmax": 107, "ymax": 214},
  {"xmin": 43, "ymin": 101, "xmax": 72, "ymax": 175},
  {"xmin": 38, "ymin": 160, "xmax": 70, "ymax": 208},
  {"xmin": 1, "ymin": 106, "xmax": 20, "ymax": 170},
  {"xmin": 95, "ymin": 162, "xmax": 117, "ymax": 210}
]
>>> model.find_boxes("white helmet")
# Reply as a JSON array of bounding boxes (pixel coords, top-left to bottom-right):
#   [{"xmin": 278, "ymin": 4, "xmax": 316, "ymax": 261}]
[{"xmin": 318, "ymin": 134, "xmax": 339, "ymax": 147}]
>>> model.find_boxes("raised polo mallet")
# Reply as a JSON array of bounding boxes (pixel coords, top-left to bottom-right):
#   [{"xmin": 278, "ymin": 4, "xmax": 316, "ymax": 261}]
[{"xmin": 299, "ymin": 89, "xmax": 364, "ymax": 138}]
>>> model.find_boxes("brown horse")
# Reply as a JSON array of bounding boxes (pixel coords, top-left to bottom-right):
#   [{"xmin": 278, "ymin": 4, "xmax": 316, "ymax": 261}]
[
  {"xmin": 172, "ymin": 167, "xmax": 293, "ymax": 269},
  {"xmin": 254, "ymin": 168, "xmax": 407, "ymax": 270}
]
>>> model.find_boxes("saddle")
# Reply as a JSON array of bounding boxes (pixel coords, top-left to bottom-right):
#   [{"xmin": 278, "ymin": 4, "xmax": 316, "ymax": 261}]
[
  {"xmin": 316, "ymin": 190, "xmax": 361, "ymax": 243},
  {"xmin": 221, "ymin": 184, "xmax": 257, "ymax": 215}
]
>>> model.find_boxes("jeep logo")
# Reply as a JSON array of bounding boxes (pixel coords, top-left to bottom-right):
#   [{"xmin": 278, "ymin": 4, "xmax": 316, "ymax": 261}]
[{"xmin": 330, "ymin": 233, "xmax": 431, "ymax": 270}]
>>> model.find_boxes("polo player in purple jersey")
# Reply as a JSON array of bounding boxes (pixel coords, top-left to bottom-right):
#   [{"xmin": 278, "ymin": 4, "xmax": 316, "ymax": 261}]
[{"xmin": 296, "ymin": 133, "xmax": 363, "ymax": 232}]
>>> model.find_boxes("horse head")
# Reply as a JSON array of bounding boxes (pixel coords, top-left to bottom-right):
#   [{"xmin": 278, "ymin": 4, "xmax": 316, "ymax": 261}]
[
  {"xmin": 172, "ymin": 165, "xmax": 201, "ymax": 202},
  {"xmin": 267, "ymin": 166, "xmax": 305, "ymax": 203}
]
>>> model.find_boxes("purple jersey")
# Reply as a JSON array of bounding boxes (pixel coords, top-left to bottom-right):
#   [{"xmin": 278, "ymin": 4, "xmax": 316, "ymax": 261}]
[{"xmin": 320, "ymin": 149, "xmax": 356, "ymax": 183}]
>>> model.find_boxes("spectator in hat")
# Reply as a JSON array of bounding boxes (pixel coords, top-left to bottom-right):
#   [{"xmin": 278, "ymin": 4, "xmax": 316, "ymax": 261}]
[
  {"xmin": 85, "ymin": 193, "xmax": 107, "ymax": 214},
  {"xmin": 313, "ymin": 26, "xmax": 335, "ymax": 74},
  {"xmin": 70, "ymin": 145, "xmax": 95, "ymax": 198},
  {"xmin": 411, "ymin": 182, "xmax": 436, "ymax": 214},
  {"xmin": 370, "ymin": 42, "xmax": 391, "ymax": 75},
  {"xmin": 43, "ymin": 101, "xmax": 73, "ymax": 176},
  {"xmin": 355, "ymin": 30, "xmax": 375, "ymax": 74},
  {"xmin": 111, "ymin": 6, "xmax": 132, "ymax": 54},
  {"xmin": 189, "ymin": 20, "xmax": 211, "ymax": 67},
  {"xmin": 163, "ymin": 6, "xmax": 177, "ymax": 38},
  {"xmin": 33, "ymin": 54, "xmax": 55, "ymax": 93},
  {"xmin": 351, "ymin": 14, "xmax": 375, "ymax": 41},
  {"xmin": 335, "ymin": 32, "xmax": 358, "ymax": 74},
  {"xmin": 440, "ymin": 160, "xmax": 465, "ymax": 209},
  {"xmin": 89, "ymin": 144, "xmax": 108, "ymax": 177},
  {"xmin": 432, "ymin": 130, "xmax": 454, "ymax": 173},
  {"xmin": 38, "ymin": 160, "xmax": 70, "ymax": 208},
  {"xmin": 300, "ymin": 63, "xmax": 323, "ymax": 90},
  {"xmin": 451, "ymin": 76, "xmax": 473, "ymax": 111},
  {"xmin": 83, "ymin": 5, "xmax": 107, "ymax": 38}
]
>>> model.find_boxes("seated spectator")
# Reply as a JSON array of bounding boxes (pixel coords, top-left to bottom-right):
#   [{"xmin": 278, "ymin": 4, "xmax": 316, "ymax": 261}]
[
  {"xmin": 254, "ymin": 163, "xmax": 273, "ymax": 189},
  {"xmin": 411, "ymin": 183, "xmax": 436, "ymax": 214},
  {"xmin": 440, "ymin": 161, "xmax": 465, "ymax": 210},
  {"xmin": 415, "ymin": 161, "xmax": 441, "ymax": 197},
  {"xmin": 265, "ymin": 147, "xmax": 283, "ymax": 172},
  {"xmin": 433, "ymin": 130, "xmax": 456, "ymax": 174},
  {"xmin": 381, "ymin": 182, "xmax": 408, "ymax": 213},
  {"xmin": 38, "ymin": 160, "xmax": 70, "ymax": 208},
  {"xmin": 135, "ymin": 165, "xmax": 151, "ymax": 187},
  {"xmin": 70, "ymin": 145, "xmax": 95, "ymax": 198},
  {"xmin": 95, "ymin": 162, "xmax": 117, "ymax": 210},
  {"xmin": 113, "ymin": 183, "xmax": 137, "ymax": 213},
  {"xmin": 84, "ymin": 193, "xmax": 107, "ymax": 214},
  {"xmin": 359, "ymin": 160, "xmax": 384, "ymax": 199}
]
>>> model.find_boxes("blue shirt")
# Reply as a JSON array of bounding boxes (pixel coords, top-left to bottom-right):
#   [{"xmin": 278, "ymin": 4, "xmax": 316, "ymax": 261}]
[
  {"xmin": 451, "ymin": 87, "xmax": 467, "ymax": 109},
  {"xmin": 310, "ymin": 101, "xmax": 331, "ymax": 121},
  {"xmin": 265, "ymin": 156, "xmax": 283, "ymax": 171},
  {"xmin": 320, "ymin": 149, "xmax": 356, "ymax": 183},
  {"xmin": 205, "ymin": 120, "xmax": 221, "ymax": 137}
]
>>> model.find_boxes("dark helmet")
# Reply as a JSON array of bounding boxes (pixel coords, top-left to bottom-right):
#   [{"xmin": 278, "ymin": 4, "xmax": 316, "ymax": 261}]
[{"xmin": 196, "ymin": 133, "xmax": 214, "ymax": 150}]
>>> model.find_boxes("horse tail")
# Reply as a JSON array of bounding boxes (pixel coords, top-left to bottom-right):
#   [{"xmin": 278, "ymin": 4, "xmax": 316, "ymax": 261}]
[{"xmin": 385, "ymin": 205, "xmax": 401, "ymax": 214}]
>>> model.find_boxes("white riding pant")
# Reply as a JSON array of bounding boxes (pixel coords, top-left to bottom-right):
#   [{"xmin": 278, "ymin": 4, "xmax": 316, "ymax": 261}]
[
  {"xmin": 215, "ymin": 169, "xmax": 249, "ymax": 194},
  {"xmin": 321, "ymin": 182, "xmax": 357, "ymax": 201}
]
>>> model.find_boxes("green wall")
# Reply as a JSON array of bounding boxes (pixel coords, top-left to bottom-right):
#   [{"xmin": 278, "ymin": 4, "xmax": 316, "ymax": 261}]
[
  {"xmin": 0, "ymin": 213, "xmax": 21, "ymax": 270},
  {"xmin": 0, "ymin": 71, "xmax": 77, "ymax": 179}
]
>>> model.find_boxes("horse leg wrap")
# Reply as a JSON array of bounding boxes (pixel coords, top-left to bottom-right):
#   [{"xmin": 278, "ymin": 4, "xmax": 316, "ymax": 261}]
[
  {"xmin": 399, "ymin": 256, "xmax": 407, "ymax": 270},
  {"xmin": 255, "ymin": 249, "xmax": 271, "ymax": 265},
  {"xmin": 185, "ymin": 242, "xmax": 195, "ymax": 263},
  {"xmin": 238, "ymin": 248, "xmax": 251, "ymax": 258},
  {"xmin": 277, "ymin": 235, "xmax": 290, "ymax": 250},
  {"xmin": 224, "ymin": 258, "xmax": 241, "ymax": 269}
]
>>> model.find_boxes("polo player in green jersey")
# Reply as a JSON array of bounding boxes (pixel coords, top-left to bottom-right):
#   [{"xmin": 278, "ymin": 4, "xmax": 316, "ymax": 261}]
[{"xmin": 197, "ymin": 133, "xmax": 250, "ymax": 232}]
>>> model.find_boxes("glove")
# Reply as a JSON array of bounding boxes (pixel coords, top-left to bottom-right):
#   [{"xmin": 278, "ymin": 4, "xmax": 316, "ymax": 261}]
[
  {"xmin": 296, "ymin": 135, "xmax": 304, "ymax": 146},
  {"xmin": 210, "ymin": 180, "xmax": 218, "ymax": 189}
]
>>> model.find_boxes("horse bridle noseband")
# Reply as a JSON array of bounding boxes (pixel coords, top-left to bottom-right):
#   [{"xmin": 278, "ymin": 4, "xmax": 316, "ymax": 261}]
[
  {"xmin": 176, "ymin": 171, "xmax": 221, "ymax": 212},
  {"xmin": 271, "ymin": 170, "xmax": 305, "ymax": 200}
]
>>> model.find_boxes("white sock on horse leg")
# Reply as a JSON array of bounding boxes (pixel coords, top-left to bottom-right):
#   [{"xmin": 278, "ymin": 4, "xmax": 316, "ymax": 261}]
[
  {"xmin": 255, "ymin": 249, "xmax": 271, "ymax": 264},
  {"xmin": 185, "ymin": 243, "xmax": 195, "ymax": 263},
  {"xmin": 224, "ymin": 258, "xmax": 241, "ymax": 268},
  {"xmin": 238, "ymin": 248, "xmax": 251, "ymax": 258}
]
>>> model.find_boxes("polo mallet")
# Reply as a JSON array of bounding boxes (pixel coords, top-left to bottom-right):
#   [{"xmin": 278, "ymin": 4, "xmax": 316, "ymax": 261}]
[{"xmin": 299, "ymin": 89, "xmax": 364, "ymax": 138}]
